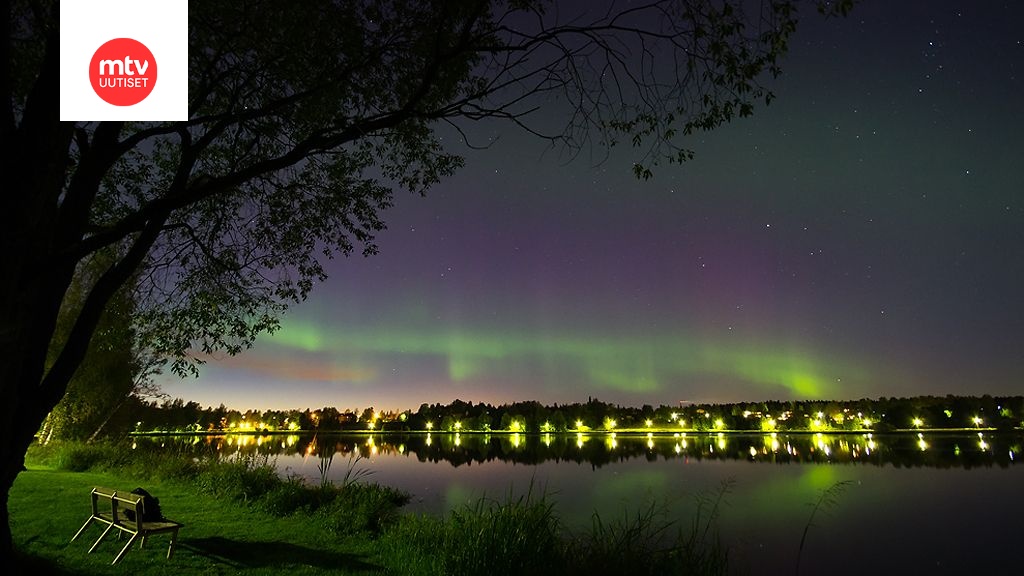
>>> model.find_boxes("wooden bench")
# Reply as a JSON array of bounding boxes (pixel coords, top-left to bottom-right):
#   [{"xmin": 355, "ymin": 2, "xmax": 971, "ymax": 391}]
[{"xmin": 70, "ymin": 487, "xmax": 183, "ymax": 564}]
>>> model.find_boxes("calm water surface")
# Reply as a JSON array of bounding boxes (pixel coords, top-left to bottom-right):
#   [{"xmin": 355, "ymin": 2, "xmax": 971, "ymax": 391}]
[{"xmin": 138, "ymin": 432, "xmax": 1022, "ymax": 575}]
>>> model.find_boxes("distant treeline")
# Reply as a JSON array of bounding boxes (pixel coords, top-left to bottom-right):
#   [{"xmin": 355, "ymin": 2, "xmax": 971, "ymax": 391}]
[{"xmin": 130, "ymin": 394, "xmax": 1023, "ymax": 434}]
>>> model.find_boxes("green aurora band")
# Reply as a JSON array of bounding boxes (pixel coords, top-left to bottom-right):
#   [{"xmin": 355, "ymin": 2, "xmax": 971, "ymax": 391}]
[{"xmin": 261, "ymin": 317, "xmax": 866, "ymax": 399}]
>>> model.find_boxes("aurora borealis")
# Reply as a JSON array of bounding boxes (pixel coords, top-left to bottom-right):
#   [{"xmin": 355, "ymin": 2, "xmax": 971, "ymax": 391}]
[{"xmin": 161, "ymin": 1, "xmax": 1023, "ymax": 412}]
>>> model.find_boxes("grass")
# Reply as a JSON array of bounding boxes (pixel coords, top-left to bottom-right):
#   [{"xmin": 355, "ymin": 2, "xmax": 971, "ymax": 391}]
[
  {"xmin": 12, "ymin": 441, "xmax": 731, "ymax": 575},
  {"xmin": 795, "ymin": 480, "xmax": 852, "ymax": 576}
]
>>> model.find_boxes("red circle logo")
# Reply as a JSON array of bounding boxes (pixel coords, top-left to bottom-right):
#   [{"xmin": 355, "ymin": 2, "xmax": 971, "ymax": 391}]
[{"xmin": 89, "ymin": 38, "xmax": 157, "ymax": 106}]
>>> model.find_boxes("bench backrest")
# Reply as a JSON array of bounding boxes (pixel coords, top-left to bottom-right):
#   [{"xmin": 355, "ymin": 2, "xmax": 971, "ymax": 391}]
[{"xmin": 90, "ymin": 487, "xmax": 145, "ymax": 530}]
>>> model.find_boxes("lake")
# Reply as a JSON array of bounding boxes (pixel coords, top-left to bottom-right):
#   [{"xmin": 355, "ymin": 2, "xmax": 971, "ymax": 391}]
[{"xmin": 134, "ymin": 431, "xmax": 1022, "ymax": 575}]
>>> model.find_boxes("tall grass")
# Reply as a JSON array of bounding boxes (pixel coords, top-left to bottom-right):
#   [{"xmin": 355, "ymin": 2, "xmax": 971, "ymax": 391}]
[
  {"xmin": 384, "ymin": 481, "xmax": 732, "ymax": 576},
  {"xmin": 565, "ymin": 479, "xmax": 732, "ymax": 576},
  {"xmin": 385, "ymin": 484, "xmax": 561, "ymax": 576},
  {"xmin": 795, "ymin": 480, "xmax": 852, "ymax": 576}
]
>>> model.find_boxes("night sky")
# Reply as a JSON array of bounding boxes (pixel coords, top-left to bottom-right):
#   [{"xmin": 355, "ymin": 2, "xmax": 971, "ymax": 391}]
[{"xmin": 161, "ymin": 1, "xmax": 1024, "ymax": 412}]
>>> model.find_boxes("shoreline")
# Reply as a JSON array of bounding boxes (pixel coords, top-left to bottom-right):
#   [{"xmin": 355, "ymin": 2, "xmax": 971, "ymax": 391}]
[{"xmin": 129, "ymin": 426, "xmax": 1016, "ymax": 436}]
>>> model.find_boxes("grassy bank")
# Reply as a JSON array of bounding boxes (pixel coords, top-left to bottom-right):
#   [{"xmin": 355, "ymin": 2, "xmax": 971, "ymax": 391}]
[{"xmin": 12, "ymin": 441, "xmax": 728, "ymax": 575}]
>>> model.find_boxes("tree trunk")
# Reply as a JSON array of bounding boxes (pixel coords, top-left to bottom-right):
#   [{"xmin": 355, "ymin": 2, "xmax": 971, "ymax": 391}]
[
  {"xmin": 0, "ymin": 8, "xmax": 94, "ymax": 562},
  {"xmin": 0, "ymin": 328, "xmax": 61, "ymax": 570},
  {"xmin": 0, "ymin": 230, "xmax": 76, "ymax": 564},
  {"xmin": 0, "ymin": 235, "xmax": 107, "ymax": 568}
]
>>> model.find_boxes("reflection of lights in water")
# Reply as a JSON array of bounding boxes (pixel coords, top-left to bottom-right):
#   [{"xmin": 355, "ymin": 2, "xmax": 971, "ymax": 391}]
[
  {"xmin": 917, "ymin": 433, "xmax": 928, "ymax": 451},
  {"xmin": 979, "ymin": 439, "xmax": 988, "ymax": 451},
  {"xmin": 576, "ymin": 433, "xmax": 585, "ymax": 448},
  {"xmin": 647, "ymin": 439, "xmax": 654, "ymax": 449},
  {"xmin": 543, "ymin": 433, "xmax": 552, "ymax": 447},
  {"xmin": 425, "ymin": 433, "xmax": 432, "ymax": 447},
  {"xmin": 606, "ymin": 434, "xmax": 618, "ymax": 449},
  {"xmin": 814, "ymin": 436, "xmax": 830, "ymax": 456},
  {"xmin": 749, "ymin": 446, "xmax": 758, "ymax": 458},
  {"xmin": 454, "ymin": 433, "xmax": 461, "ymax": 447},
  {"xmin": 511, "ymin": 432, "xmax": 520, "ymax": 448},
  {"xmin": 717, "ymin": 433, "xmax": 726, "ymax": 451}
]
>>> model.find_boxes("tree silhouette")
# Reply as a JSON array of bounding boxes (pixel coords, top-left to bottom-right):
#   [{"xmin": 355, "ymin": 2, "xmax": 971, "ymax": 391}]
[
  {"xmin": 37, "ymin": 248, "xmax": 154, "ymax": 443},
  {"xmin": 0, "ymin": 0, "xmax": 854, "ymax": 561}
]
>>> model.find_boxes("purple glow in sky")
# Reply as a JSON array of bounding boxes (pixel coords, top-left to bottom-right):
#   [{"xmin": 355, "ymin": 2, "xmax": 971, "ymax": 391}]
[{"xmin": 161, "ymin": 2, "xmax": 1023, "ymax": 412}]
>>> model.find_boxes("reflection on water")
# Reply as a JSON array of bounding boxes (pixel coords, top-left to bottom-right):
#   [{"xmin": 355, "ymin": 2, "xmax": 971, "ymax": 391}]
[
  {"xmin": 133, "ymin": 430, "xmax": 1022, "ymax": 470},
  {"xmin": 132, "ymin": 431, "xmax": 1023, "ymax": 575}
]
